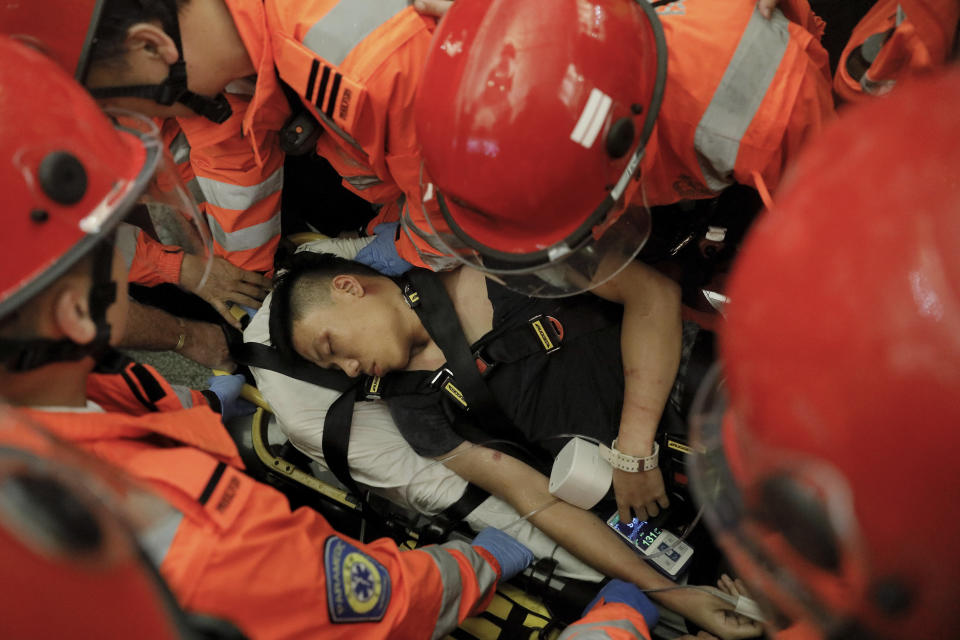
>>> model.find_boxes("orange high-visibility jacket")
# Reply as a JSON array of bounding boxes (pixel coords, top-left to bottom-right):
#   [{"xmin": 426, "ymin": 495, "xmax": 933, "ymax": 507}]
[
  {"xmin": 86, "ymin": 356, "xmax": 211, "ymax": 415},
  {"xmin": 558, "ymin": 602, "xmax": 652, "ymax": 639},
  {"xmin": 636, "ymin": 0, "xmax": 834, "ymax": 204},
  {"xmin": 29, "ymin": 367, "xmax": 502, "ymax": 640},
  {"xmin": 116, "ymin": 223, "xmax": 187, "ymax": 288},
  {"xmin": 261, "ymin": 0, "xmax": 434, "ymax": 208},
  {"xmin": 122, "ymin": 92, "xmax": 288, "ymax": 279},
  {"xmin": 162, "ymin": 91, "xmax": 288, "ymax": 274},
  {"xmin": 834, "ymin": 0, "xmax": 959, "ymax": 102},
  {"xmin": 388, "ymin": 0, "xmax": 835, "ymax": 267}
]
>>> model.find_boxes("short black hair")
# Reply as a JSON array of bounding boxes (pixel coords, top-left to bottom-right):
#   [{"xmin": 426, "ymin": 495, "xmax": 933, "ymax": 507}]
[
  {"xmin": 89, "ymin": 0, "xmax": 189, "ymax": 68},
  {"xmin": 268, "ymin": 252, "xmax": 381, "ymax": 362}
]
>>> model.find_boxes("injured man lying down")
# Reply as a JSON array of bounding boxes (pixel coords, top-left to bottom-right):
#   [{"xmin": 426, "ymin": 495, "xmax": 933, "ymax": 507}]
[{"xmin": 262, "ymin": 246, "xmax": 759, "ymax": 639}]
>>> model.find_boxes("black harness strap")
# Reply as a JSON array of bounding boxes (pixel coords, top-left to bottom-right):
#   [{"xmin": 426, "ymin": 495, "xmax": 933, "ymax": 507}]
[
  {"xmin": 321, "ymin": 383, "xmax": 364, "ymax": 498},
  {"xmin": 233, "ymin": 340, "xmax": 492, "ymax": 525},
  {"xmin": 232, "ymin": 342, "xmax": 356, "ymax": 392},
  {"xmin": 403, "ymin": 271, "xmax": 521, "ymax": 447}
]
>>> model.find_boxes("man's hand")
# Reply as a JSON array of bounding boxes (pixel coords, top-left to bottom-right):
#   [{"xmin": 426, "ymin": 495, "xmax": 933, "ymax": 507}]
[
  {"xmin": 179, "ymin": 320, "xmax": 235, "ymax": 372},
  {"xmin": 667, "ymin": 587, "xmax": 763, "ymax": 640},
  {"xmin": 180, "ymin": 254, "xmax": 271, "ymax": 330},
  {"xmin": 414, "ymin": 0, "xmax": 454, "ymax": 18},
  {"xmin": 758, "ymin": 0, "xmax": 778, "ymax": 18},
  {"xmin": 613, "ymin": 467, "xmax": 670, "ymax": 523}
]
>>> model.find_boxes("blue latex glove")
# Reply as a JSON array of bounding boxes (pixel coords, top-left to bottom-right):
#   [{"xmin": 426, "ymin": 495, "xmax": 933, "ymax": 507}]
[
  {"xmin": 355, "ymin": 222, "xmax": 414, "ymax": 276},
  {"xmin": 234, "ymin": 304, "xmax": 258, "ymax": 319},
  {"xmin": 584, "ymin": 579, "xmax": 659, "ymax": 629},
  {"xmin": 471, "ymin": 527, "xmax": 533, "ymax": 582},
  {"xmin": 206, "ymin": 374, "xmax": 256, "ymax": 422}
]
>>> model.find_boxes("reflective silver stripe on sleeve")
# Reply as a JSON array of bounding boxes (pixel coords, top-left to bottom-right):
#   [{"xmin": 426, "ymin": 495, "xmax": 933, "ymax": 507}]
[
  {"xmin": 344, "ymin": 174, "xmax": 384, "ymax": 190},
  {"xmin": 558, "ymin": 619, "xmax": 646, "ymax": 639},
  {"xmin": 694, "ymin": 7, "xmax": 790, "ymax": 192},
  {"xmin": 169, "ymin": 131, "xmax": 191, "ymax": 165},
  {"xmin": 207, "ymin": 210, "xmax": 282, "ymax": 253},
  {"xmin": 440, "ymin": 540, "xmax": 499, "ymax": 596},
  {"xmin": 195, "ymin": 167, "xmax": 283, "ymax": 211},
  {"xmin": 418, "ymin": 544, "xmax": 465, "ymax": 640},
  {"xmin": 115, "ymin": 223, "xmax": 140, "ymax": 270},
  {"xmin": 170, "ymin": 384, "xmax": 195, "ymax": 409},
  {"xmin": 302, "ymin": 0, "xmax": 410, "ymax": 66},
  {"xmin": 138, "ymin": 509, "xmax": 184, "ymax": 567}
]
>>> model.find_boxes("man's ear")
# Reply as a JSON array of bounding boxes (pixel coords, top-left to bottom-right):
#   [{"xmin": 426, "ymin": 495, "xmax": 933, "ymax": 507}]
[
  {"xmin": 126, "ymin": 22, "xmax": 180, "ymax": 65},
  {"xmin": 52, "ymin": 284, "xmax": 97, "ymax": 345},
  {"xmin": 330, "ymin": 274, "xmax": 365, "ymax": 299}
]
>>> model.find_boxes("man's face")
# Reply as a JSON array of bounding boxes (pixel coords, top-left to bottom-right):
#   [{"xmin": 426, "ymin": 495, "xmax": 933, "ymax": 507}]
[
  {"xmin": 291, "ymin": 289, "xmax": 412, "ymax": 379},
  {"xmin": 84, "ymin": 21, "xmax": 221, "ymax": 120}
]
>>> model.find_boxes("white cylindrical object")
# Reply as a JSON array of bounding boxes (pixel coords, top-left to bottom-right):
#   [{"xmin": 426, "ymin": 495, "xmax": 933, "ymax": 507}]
[{"xmin": 548, "ymin": 437, "xmax": 614, "ymax": 510}]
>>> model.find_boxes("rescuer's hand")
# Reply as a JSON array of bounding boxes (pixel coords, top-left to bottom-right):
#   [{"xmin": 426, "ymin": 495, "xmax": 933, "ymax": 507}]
[
  {"xmin": 179, "ymin": 320, "xmax": 236, "ymax": 372},
  {"xmin": 180, "ymin": 254, "xmax": 271, "ymax": 330},
  {"xmin": 471, "ymin": 527, "xmax": 533, "ymax": 582},
  {"xmin": 355, "ymin": 223, "xmax": 414, "ymax": 276},
  {"xmin": 613, "ymin": 466, "xmax": 669, "ymax": 524},
  {"xmin": 585, "ymin": 580, "xmax": 660, "ymax": 629}
]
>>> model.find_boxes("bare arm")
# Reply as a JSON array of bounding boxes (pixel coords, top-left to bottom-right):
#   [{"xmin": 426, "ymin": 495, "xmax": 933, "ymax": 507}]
[
  {"xmin": 442, "ymin": 443, "xmax": 761, "ymax": 639},
  {"xmin": 120, "ymin": 300, "xmax": 234, "ymax": 371},
  {"xmin": 590, "ymin": 261, "xmax": 682, "ymax": 522}
]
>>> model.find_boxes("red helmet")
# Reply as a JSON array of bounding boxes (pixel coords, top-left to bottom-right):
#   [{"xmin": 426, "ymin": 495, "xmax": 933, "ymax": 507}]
[
  {"xmin": 689, "ymin": 69, "xmax": 960, "ymax": 638},
  {"xmin": 0, "ymin": 0, "xmax": 102, "ymax": 78},
  {"xmin": 0, "ymin": 406, "xmax": 245, "ymax": 639},
  {"xmin": 414, "ymin": 0, "xmax": 666, "ymax": 297},
  {"xmin": 0, "ymin": 36, "xmax": 211, "ymax": 370}
]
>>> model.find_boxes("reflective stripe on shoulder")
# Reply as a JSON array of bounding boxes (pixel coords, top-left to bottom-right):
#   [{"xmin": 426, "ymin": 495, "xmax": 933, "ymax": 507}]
[
  {"xmin": 344, "ymin": 174, "xmax": 384, "ymax": 190},
  {"xmin": 195, "ymin": 167, "xmax": 283, "ymax": 211},
  {"xmin": 420, "ymin": 541, "xmax": 498, "ymax": 640},
  {"xmin": 694, "ymin": 8, "xmax": 790, "ymax": 192},
  {"xmin": 207, "ymin": 211, "xmax": 282, "ymax": 253},
  {"xmin": 169, "ymin": 384, "xmax": 195, "ymax": 409},
  {"xmin": 303, "ymin": 0, "xmax": 410, "ymax": 66},
  {"xmin": 139, "ymin": 508, "xmax": 184, "ymax": 568},
  {"xmin": 558, "ymin": 618, "xmax": 647, "ymax": 639},
  {"xmin": 169, "ymin": 131, "xmax": 191, "ymax": 165}
]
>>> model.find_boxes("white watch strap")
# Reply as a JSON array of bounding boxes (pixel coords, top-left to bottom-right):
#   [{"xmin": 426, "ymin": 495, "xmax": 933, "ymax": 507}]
[{"xmin": 599, "ymin": 440, "xmax": 659, "ymax": 472}]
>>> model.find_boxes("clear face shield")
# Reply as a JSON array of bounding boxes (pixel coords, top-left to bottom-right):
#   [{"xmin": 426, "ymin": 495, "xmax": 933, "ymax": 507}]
[
  {"xmin": 7, "ymin": 108, "xmax": 214, "ymax": 316},
  {"xmin": 688, "ymin": 364, "xmax": 874, "ymax": 635},
  {"xmin": 104, "ymin": 109, "xmax": 214, "ymax": 289},
  {"xmin": 416, "ymin": 152, "xmax": 652, "ymax": 298}
]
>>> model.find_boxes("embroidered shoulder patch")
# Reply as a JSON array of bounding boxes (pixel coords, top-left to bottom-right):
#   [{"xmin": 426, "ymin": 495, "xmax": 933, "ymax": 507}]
[{"xmin": 324, "ymin": 536, "xmax": 392, "ymax": 623}]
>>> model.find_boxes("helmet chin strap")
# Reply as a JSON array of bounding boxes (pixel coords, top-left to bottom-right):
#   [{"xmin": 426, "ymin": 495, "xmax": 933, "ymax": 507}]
[
  {"xmin": 88, "ymin": 0, "xmax": 233, "ymax": 124},
  {"xmin": 0, "ymin": 243, "xmax": 119, "ymax": 373}
]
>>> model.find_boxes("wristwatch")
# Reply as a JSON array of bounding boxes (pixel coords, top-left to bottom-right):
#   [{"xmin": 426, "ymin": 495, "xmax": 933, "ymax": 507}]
[{"xmin": 599, "ymin": 439, "xmax": 659, "ymax": 473}]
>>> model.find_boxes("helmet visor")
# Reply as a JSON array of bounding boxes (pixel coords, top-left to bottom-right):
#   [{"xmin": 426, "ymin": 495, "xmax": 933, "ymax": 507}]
[
  {"xmin": 0, "ymin": 406, "xmax": 188, "ymax": 639},
  {"xmin": 106, "ymin": 110, "xmax": 214, "ymax": 290},
  {"xmin": 416, "ymin": 165, "xmax": 651, "ymax": 298},
  {"xmin": 688, "ymin": 364, "xmax": 873, "ymax": 633}
]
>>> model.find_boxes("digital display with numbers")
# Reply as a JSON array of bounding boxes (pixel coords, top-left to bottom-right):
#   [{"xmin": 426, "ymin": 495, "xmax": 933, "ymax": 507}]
[{"xmin": 607, "ymin": 512, "xmax": 694, "ymax": 580}]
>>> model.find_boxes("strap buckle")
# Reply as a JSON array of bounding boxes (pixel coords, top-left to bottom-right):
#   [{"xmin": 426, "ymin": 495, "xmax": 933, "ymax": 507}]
[
  {"xmin": 473, "ymin": 348, "xmax": 495, "ymax": 376},
  {"xmin": 402, "ymin": 282, "xmax": 421, "ymax": 308},
  {"xmin": 528, "ymin": 314, "xmax": 563, "ymax": 354},
  {"xmin": 362, "ymin": 375, "xmax": 382, "ymax": 400},
  {"xmin": 430, "ymin": 368, "xmax": 469, "ymax": 410}
]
